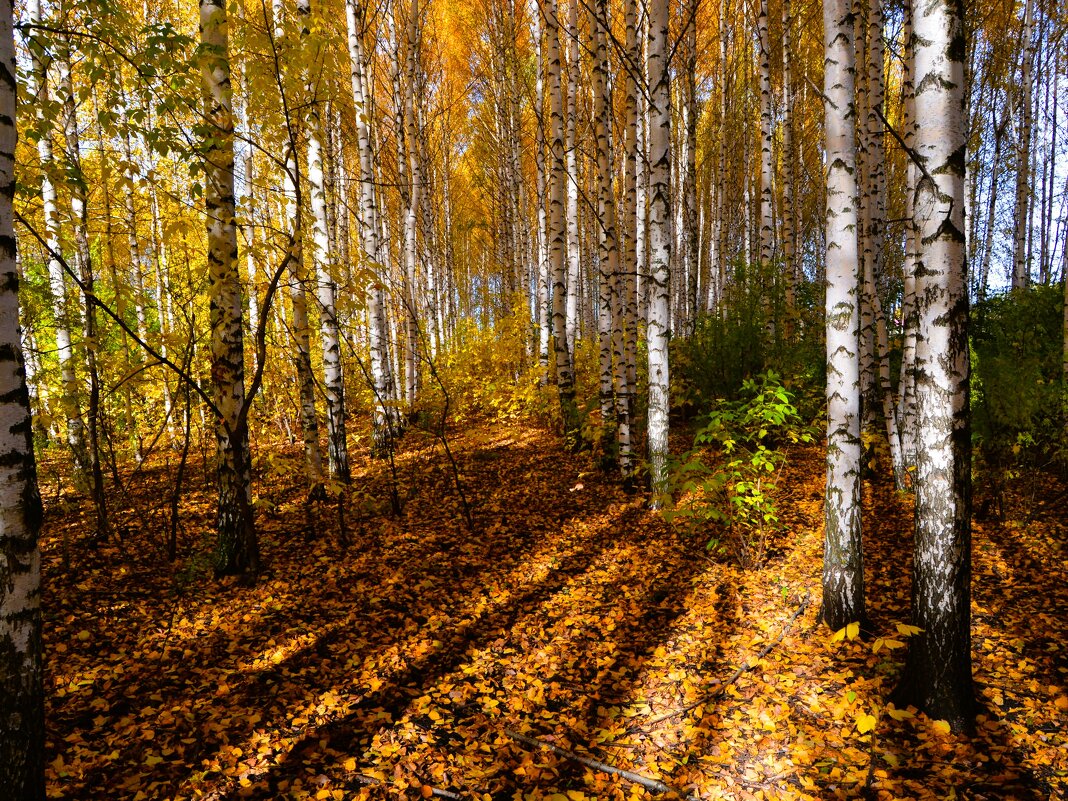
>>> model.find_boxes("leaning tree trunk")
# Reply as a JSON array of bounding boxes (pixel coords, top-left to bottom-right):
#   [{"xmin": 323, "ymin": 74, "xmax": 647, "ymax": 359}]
[
  {"xmin": 200, "ymin": 0, "xmax": 259, "ymax": 577},
  {"xmin": 0, "ymin": 1, "xmax": 45, "ymax": 792},
  {"xmin": 819, "ymin": 0, "xmax": 865, "ymax": 631},
  {"xmin": 894, "ymin": 0, "xmax": 974, "ymax": 734},
  {"xmin": 646, "ymin": 0, "xmax": 671, "ymax": 501}
]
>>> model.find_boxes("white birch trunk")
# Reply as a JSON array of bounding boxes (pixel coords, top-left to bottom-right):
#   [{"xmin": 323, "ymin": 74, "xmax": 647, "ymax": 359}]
[
  {"xmin": 646, "ymin": 0, "xmax": 671, "ymax": 499},
  {"xmin": 200, "ymin": 0, "xmax": 259, "ymax": 576},
  {"xmin": 0, "ymin": 0, "xmax": 45, "ymax": 789},
  {"xmin": 544, "ymin": 0, "xmax": 579, "ymax": 446},
  {"xmin": 896, "ymin": 0, "xmax": 974, "ymax": 732},
  {"xmin": 819, "ymin": 0, "xmax": 865, "ymax": 630}
]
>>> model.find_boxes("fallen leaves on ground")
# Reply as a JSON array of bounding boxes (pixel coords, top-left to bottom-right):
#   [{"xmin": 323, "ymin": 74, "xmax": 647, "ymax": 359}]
[{"xmin": 41, "ymin": 423, "xmax": 1067, "ymax": 799}]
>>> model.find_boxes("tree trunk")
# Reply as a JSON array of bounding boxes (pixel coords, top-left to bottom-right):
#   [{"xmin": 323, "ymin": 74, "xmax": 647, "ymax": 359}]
[
  {"xmin": 894, "ymin": 0, "xmax": 974, "ymax": 733},
  {"xmin": 26, "ymin": 0, "xmax": 88, "ymax": 481},
  {"xmin": 200, "ymin": 0, "xmax": 259, "ymax": 577},
  {"xmin": 0, "ymin": 1, "xmax": 45, "ymax": 791},
  {"xmin": 819, "ymin": 0, "xmax": 865, "ymax": 630},
  {"xmin": 302, "ymin": 0, "xmax": 349, "ymax": 483},
  {"xmin": 1012, "ymin": 0, "xmax": 1034, "ymax": 290},
  {"xmin": 646, "ymin": 0, "xmax": 671, "ymax": 500}
]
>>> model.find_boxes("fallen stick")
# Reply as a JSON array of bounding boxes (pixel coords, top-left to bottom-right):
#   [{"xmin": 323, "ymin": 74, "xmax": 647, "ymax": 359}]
[
  {"xmin": 504, "ymin": 728, "xmax": 692, "ymax": 798},
  {"xmin": 640, "ymin": 592, "xmax": 812, "ymax": 729},
  {"xmin": 354, "ymin": 773, "xmax": 463, "ymax": 799}
]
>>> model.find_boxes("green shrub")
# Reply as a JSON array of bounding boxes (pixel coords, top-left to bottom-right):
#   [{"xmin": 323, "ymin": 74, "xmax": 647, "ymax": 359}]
[{"xmin": 663, "ymin": 371, "xmax": 814, "ymax": 568}]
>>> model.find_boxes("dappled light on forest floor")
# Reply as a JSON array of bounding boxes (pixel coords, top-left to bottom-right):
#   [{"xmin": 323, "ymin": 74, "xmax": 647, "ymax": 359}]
[{"xmin": 42, "ymin": 425, "xmax": 1067, "ymax": 800}]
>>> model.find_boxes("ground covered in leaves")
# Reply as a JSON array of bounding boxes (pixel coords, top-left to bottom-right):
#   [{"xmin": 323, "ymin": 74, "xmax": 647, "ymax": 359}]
[{"xmin": 42, "ymin": 422, "xmax": 1068, "ymax": 800}]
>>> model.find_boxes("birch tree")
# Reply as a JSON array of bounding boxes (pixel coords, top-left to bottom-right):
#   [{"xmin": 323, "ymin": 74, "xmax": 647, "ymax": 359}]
[
  {"xmin": 25, "ymin": 0, "xmax": 88, "ymax": 480},
  {"xmin": 201, "ymin": 0, "xmax": 259, "ymax": 576},
  {"xmin": 894, "ymin": 0, "xmax": 974, "ymax": 733},
  {"xmin": 646, "ymin": 0, "xmax": 671, "ymax": 499},
  {"xmin": 1, "ymin": 0, "xmax": 45, "ymax": 791},
  {"xmin": 300, "ymin": 0, "xmax": 349, "ymax": 483},
  {"xmin": 819, "ymin": 0, "xmax": 865, "ymax": 630}
]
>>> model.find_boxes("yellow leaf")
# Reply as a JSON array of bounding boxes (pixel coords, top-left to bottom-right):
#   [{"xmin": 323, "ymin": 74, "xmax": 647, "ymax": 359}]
[
  {"xmin": 343, "ymin": 758, "xmax": 357, "ymax": 771},
  {"xmin": 76, "ymin": 630, "xmax": 91, "ymax": 642},
  {"xmin": 872, "ymin": 638, "xmax": 884, "ymax": 653},
  {"xmin": 881, "ymin": 638, "xmax": 905, "ymax": 650},
  {"xmin": 855, "ymin": 713, "xmax": 877, "ymax": 734},
  {"xmin": 931, "ymin": 719, "xmax": 952, "ymax": 735},
  {"xmin": 1054, "ymin": 696, "xmax": 1068, "ymax": 711},
  {"xmin": 831, "ymin": 627, "xmax": 846, "ymax": 642},
  {"xmin": 846, "ymin": 622, "xmax": 860, "ymax": 639},
  {"xmin": 886, "ymin": 705, "xmax": 914, "ymax": 721},
  {"xmin": 566, "ymin": 792, "xmax": 588, "ymax": 801},
  {"xmin": 895, "ymin": 623, "xmax": 923, "ymax": 637}
]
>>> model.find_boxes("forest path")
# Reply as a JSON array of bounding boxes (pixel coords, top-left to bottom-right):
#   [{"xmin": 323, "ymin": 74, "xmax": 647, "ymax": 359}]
[{"xmin": 41, "ymin": 422, "xmax": 1067, "ymax": 800}]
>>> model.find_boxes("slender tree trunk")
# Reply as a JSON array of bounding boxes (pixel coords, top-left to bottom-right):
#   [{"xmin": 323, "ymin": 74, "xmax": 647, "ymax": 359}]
[
  {"xmin": 564, "ymin": 0, "xmax": 580, "ymax": 354},
  {"xmin": 0, "ymin": 1, "xmax": 45, "ymax": 790},
  {"xmin": 646, "ymin": 0, "xmax": 671, "ymax": 500},
  {"xmin": 533, "ymin": 2, "xmax": 550, "ymax": 375},
  {"xmin": 275, "ymin": 0, "xmax": 324, "ymax": 492},
  {"xmin": 347, "ymin": 0, "xmax": 399, "ymax": 454},
  {"xmin": 590, "ymin": 0, "xmax": 617, "ymax": 468},
  {"xmin": 1012, "ymin": 0, "xmax": 1034, "ymax": 290},
  {"xmin": 200, "ymin": 0, "xmax": 259, "ymax": 577},
  {"xmin": 756, "ymin": 0, "xmax": 774, "ymax": 276},
  {"xmin": 302, "ymin": 0, "xmax": 349, "ymax": 483},
  {"xmin": 26, "ymin": 0, "xmax": 88, "ymax": 480},
  {"xmin": 781, "ymin": 0, "xmax": 798, "ymax": 335},
  {"xmin": 894, "ymin": 0, "xmax": 974, "ymax": 733},
  {"xmin": 544, "ymin": 0, "xmax": 580, "ymax": 446},
  {"xmin": 819, "ymin": 0, "xmax": 865, "ymax": 630},
  {"xmin": 57, "ymin": 38, "xmax": 109, "ymax": 534}
]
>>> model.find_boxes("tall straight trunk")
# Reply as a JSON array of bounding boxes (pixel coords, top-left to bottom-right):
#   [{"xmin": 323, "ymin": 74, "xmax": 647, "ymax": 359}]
[
  {"xmin": 635, "ymin": 41, "xmax": 649, "ymax": 327},
  {"xmin": 711, "ymin": 0, "xmax": 728, "ymax": 312},
  {"xmin": 1038, "ymin": 44, "xmax": 1056, "ymax": 284},
  {"xmin": 302, "ymin": 0, "xmax": 349, "ymax": 483},
  {"xmin": 1012, "ymin": 0, "xmax": 1034, "ymax": 290},
  {"xmin": 119, "ymin": 91, "xmax": 149, "ymax": 343},
  {"xmin": 617, "ymin": 0, "xmax": 639, "ymax": 480},
  {"xmin": 978, "ymin": 98, "xmax": 1008, "ymax": 300},
  {"xmin": 200, "ymin": 0, "xmax": 259, "ymax": 576},
  {"xmin": 756, "ymin": 0, "xmax": 774, "ymax": 273},
  {"xmin": 533, "ymin": 2, "xmax": 550, "ymax": 374},
  {"xmin": 681, "ymin": 0, "xmax": 697, "ymax": 335},
  {"xmin": 544, "ymin": 0, "xmax": 579, "ymax": 446},
  {"xmin": 57, "ymin": 38, "xmax": 109, "ymax": 534},
  {"xmin": 0, "ymin": 1, "xmax": 45, "ymax": 791},
  {"xmin": 564, "ymin": 0, "xmax": 580, "ymax": 353},
  {"xmin": 590, "ymin": 0, "xmax": 617, "ymax": 467},
  {"xmin": 275, "ymin": 0, "xmax": 324, "ymax": 491},
  {"xmin": 646, "ymin": 0, "xmax": 671, "ymax": 500},
  {"xmin": 897, "ymin": 9, "xmax": 919, "ymax": 469},
  {"xmin": 895, "ymin": 0, "xmax": 974, "ymax": 733},
  {"xmin": 781, "ymin": 0, "xmax": 798, "ymax": 334},
  {"xmin": 347, "ymin": 0, "xmax": 398, "ymax": 453},
  {"xmin": 819, "ymin": 0, "xmax": 865, "ymax": 631},
  {"xmin": 26, "ymin": 0, "xmax": 88, "ymax": 480}
]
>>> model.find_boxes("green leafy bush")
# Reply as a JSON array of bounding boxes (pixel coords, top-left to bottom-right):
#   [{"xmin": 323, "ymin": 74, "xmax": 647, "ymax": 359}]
[
  {"xmin": 663, "ymin": 372, "xmax": 814, "ymax": 568},
  {"xmin": 971, "ymin": 285, "xmax": 1066, "ymax": 513}
]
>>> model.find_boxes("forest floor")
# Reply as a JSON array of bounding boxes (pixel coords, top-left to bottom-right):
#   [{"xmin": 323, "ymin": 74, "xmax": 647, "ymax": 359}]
[{"xmin": 41, "ymin": 420, "xmax": 1068, "ymax": 800}]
